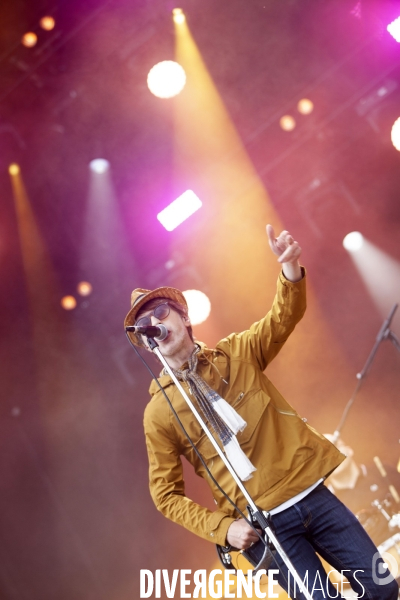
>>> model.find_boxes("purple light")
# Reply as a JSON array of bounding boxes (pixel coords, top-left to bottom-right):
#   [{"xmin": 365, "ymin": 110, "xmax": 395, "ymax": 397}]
[
  {"xmin": 157, "ymin": 190, "xmax": 202, "ymax": 231},
  {"xmin": 387, "ymin": 16, "xmax": 400, "ymax": 42}
]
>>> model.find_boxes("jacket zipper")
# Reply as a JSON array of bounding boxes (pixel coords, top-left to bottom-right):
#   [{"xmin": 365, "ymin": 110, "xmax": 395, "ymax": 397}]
[{"xmin": 271, "ymin": 404, "xmax": 297, "ymax": 417}]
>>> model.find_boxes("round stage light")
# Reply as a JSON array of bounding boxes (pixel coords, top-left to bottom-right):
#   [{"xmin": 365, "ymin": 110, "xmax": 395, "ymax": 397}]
[
  {"xmin": 77, "ymin": 281, "xmax": 92, "ymax": 296},
  {"xmin": 343, "ymin": 232, "xmax": 364, "ymax": 252},
  {"xmin": 172, "ymin": 8, "xmax": 186, "ymax": 24},
  {"xmin": 40, "ymin": 16, "xmax": 55, "ymax": 31},
  {"xmin": 22, "ymin": 32, "xmax": 38, "ymax": 47},
  {"xmin": 391, "ymin": 117, "xmax": 400, "ymax": 151},
  {"xmin": 297, "ymin": 98, "xmax": 314, "ymax": 114},
  {"xmin": 89, "ymin": 159, "xmax": 110, "ymax": 174},
  {"xmin": 147, "ymin": 61, "xmax": 186, "ymax": 99},
  {"xmin": 183, "ymin": 290, "xmax": 211, "ymax": 326},
  {"xmin": 61, "ymin": 295, "xmax": 77, "ymax": 310},
  {"xmin": 279, "ymin": 115, "xmax": 296, "ymax": 131},
  {"xmin": 8, "ymin": 163, "xmax": 20, "ymax": 176}
]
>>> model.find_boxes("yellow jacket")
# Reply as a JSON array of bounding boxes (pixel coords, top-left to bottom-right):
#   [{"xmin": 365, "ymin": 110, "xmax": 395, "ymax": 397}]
[{"xmin": 143, "ymin": 271, "xmax": 345, "ymax": 546}]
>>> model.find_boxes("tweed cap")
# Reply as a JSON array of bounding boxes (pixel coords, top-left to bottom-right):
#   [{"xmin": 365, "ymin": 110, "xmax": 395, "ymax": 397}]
[{"xmin": 124, "ymin": 286, "xmax": 188, "ymax": 345}]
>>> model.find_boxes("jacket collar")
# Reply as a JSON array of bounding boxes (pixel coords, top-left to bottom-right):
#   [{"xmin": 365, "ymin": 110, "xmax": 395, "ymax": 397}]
[{"xmin": 148, "ymin": 341, "xmax": 210, "ymax": 395}]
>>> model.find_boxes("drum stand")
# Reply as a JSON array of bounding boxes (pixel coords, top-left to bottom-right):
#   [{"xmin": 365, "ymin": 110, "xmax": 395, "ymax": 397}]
[{"xmin": 145, "ymin": 336, "xmax": 316, "ymax": 600}]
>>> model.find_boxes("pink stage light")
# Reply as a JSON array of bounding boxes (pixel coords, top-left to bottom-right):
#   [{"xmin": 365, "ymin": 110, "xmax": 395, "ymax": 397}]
[
  {"xmin": 387, "ymin": 16, "xmax": 400, "ymax": 43},
  {"xmin": 157, "ymin": 190, "xmax": 202, "ymax": 231}
]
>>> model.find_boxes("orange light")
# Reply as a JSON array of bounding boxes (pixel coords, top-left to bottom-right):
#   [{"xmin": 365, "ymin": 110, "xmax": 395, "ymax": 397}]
[
  {"xmin": 9, "ymin": 163, "xmax": 20, "ymax": 176},
  {"xmin": 22, "ymin": 32, "xmax": 38, "ymax": 48},
  {"xmin": 61, "ymin": 295, "xmax": 77, "ymax": 310},
  {"xmin": 279, "ymin": 115, "xmax": 296, "ymax": 131},
  {"xmin": 39, "ymin": 16, "xmax": 55, "ymax": 31},
  {"xmin": 297, "ymin": 98, "xmax": 314, "ymax": 115},
  {"xmin": 77, "ymin": 281, "xmax": 92, "ymax": 296}
]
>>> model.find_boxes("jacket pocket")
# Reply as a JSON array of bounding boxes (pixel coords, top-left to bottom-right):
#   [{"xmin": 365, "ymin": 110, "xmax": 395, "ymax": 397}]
[{"xmin": 253, "ymin": 405, "xmax": 315, "ymax": 489}]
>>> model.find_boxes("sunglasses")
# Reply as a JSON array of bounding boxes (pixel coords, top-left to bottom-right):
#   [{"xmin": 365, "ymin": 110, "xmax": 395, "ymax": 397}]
[{"xmin": 135, "ymin": 302, "xmax": 170, "ymax": 329}]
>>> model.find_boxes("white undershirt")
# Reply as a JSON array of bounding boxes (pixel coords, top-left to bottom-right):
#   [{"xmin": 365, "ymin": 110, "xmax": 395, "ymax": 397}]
[{"xmin": 266, "ymin": 478, "xmax": 324, "ymax": 516}]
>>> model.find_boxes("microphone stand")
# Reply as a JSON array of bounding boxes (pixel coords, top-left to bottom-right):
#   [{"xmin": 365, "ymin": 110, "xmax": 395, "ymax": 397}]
[
  {"xmin": 143, "ymin": 335, "xmax": 315, "ymax": 600},
  {"xmin": 332, "ymin": 303, "xmax": 400, "ymax": 443}
]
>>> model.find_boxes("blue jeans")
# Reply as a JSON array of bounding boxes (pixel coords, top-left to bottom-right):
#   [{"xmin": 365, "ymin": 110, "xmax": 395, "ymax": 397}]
[{"xmin": 268, "ymin": 483, "xmax": 399, "ymax": 599}]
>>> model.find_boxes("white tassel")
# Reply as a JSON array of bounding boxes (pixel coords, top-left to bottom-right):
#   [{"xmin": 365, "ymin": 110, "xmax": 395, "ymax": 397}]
[
  {"xmin": 224, "ymin": 436, "xmax": 256, "ymax": 481},
  {"xmin": 213, "ymin": 398, "xmax": 247, "ymax": 434}
]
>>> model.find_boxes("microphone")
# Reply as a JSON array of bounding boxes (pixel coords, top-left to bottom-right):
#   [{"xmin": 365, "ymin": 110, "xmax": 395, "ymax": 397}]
[{"xmin": 125, "ymin": 323, "xmax": 168, "ymax": 341}]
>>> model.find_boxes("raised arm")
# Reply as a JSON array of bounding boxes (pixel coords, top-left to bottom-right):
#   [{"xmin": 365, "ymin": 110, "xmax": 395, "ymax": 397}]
[
  {"xmin": 266, "ymin": 224, "xmax": 302, "ymax": 282},
  {"xmin": 216, "ymin": 224, "xmax": 306, "ymax": 371}
]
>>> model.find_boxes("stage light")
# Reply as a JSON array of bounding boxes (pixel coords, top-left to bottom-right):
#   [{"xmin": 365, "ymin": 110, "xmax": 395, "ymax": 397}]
[
  {"xmin": 346, "ymin": 237, "xmax": 400, "ymax": 319},
  {"xmin": 89, "ymin": 159, "xmax": 110, "ymax": 173},
  {"xmin": 77, "ymin": 281, "xmax": 92, "ymax": 296},
  {"xmin": 157, "ymin": 190, "xmax": 202, "ymax": 231},
  {"xmin": 183, "ymin": 290, "xmax": 211, "ymax": 325},
  {"xmin": 297, "ymin": 98, "xmax": 314, "ymax": 115},
  {"xmin": 22, "ymin": 32, "xmax": 38, "ymax": 48},
  {"xmin": 387, "ymin": 16, "xmax": 400, "ymax": 43},
  {"xmin": 172, "ymin": 8, "xmax": 186, "ymax": 24},
  {"xmin": 391, "ymin": 117, "xmax": 400, "ymax": 151},
  {"xmin": 280, "ymin": 115, "xmax": 296, "ymax": 131},
  {"xmin": 8, "ymin": 163, "xmax": 20, "ymax": 176},
  {"xmin": 343, "ymin": 231, "xmax": 364, "ymax": 252},
  {"xmin": 147, "ymin": 61, "xmax": 186, "ymax": 99},
  {"xmin": 61, "ymin": 295, "xmax": 77, "ymax": 310},
  {"xmin": 40, "ymin": 16, "xmax": 55, "ymax": 31}
]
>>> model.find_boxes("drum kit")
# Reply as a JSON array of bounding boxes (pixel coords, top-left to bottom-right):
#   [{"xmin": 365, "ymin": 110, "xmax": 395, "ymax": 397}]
[
  {"xmin": 324, "ymin": 444, "xmax": 400, "ymax": 557},
  {"xmin": 353, "ymin": 463, "xmax": 400, "ymax": 582},
  {"xmin": 322, "ymin": 449, "xmax": 400, "ymax": 599}
]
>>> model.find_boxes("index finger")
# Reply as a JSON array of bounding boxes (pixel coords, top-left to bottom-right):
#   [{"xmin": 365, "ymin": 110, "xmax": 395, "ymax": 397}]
[{"xmin": 266, "ymin": 224, "xmax": 275, "ymax": 244}]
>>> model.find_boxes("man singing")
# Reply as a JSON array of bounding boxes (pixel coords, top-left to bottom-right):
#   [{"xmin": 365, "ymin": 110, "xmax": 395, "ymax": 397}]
[{"xmin": 124, "ymin": 225, "xmax": 399, "ymax": 599}]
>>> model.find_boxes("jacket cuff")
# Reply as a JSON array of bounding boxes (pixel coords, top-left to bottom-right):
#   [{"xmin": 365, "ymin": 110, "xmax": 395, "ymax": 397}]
[
  {"xmin": 208, "ymin": 511, "xmax": 236, "ymax": 546},
  {"xmin": 279, "ymin": 266, "xmax": 306, "ymax": 285}
]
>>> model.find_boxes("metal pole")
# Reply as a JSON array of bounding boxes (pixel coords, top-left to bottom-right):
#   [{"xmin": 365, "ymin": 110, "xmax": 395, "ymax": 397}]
[{"xmin": 333, "ymin": 303, "xmax": 398, "ymax": 441}]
